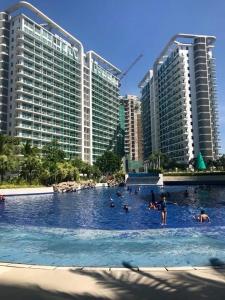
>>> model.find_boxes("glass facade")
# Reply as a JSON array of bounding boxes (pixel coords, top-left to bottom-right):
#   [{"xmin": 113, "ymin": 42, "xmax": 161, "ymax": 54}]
[
  {"xmin": 156, "ymin": 51, "xmax": 190, "ymax": 162},
  {"xmin": 92, "ymin": 63, "xmax": 120, "ymax": 161},
  {"xmin": 0, "ymin": 12, "xmax": 9, "ymax": 134},
  {"xmin": 0, "ymin": 2, "xmax": 121, "ymax": 163},
  {"xmin": 139, "ymin": 34, "xmax": 219, "ymax": 163},
  {"xmin": 141, "ymin": 82, "xmax": 152, "ymax": 161},
  {"xmin": 9, "ymin": 15, "xmax": 82, "ymax": 156}
]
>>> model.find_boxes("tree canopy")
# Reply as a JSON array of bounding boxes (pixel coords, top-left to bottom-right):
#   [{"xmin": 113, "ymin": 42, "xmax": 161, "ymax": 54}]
[
  {"xmin": 42, "ymin": 139, "xmax": 65, "ymax": 164},
  {"xmin": 95, "ymin": 151, "xmax": 122, "ymax": 175}
]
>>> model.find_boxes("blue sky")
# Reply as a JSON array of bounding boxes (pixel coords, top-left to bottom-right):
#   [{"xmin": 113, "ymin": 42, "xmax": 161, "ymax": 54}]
[{"xmin": 1, "ymin": 0, "xmax": 225, "ymax": 153}]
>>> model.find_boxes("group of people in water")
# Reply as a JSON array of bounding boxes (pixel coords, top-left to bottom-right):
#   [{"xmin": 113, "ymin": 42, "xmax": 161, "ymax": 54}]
[
  {"xmin": 148, "ymin": 190, "xmax": 210, "ymax": 225},
  {"xmin": 148, "ymin": 191, "xmax": 177, "ymax": 225},
  {"xmin": 110, "ymin": 195, "xmax": 129, "ymax": 212},
  {"xmin": 109, "ymin": 187, "xmax": 210, "ymax": 225},
  {"xmin": 109, "ymin": 187, "xmax": 141, "ymax": 213}
]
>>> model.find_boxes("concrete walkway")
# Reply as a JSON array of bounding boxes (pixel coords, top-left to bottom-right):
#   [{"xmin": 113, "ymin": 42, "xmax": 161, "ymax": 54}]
[
  {"xmin": 0, "ymin": 184, "xmax": 107, "ymax": 196},
  {"xmin": 0, "ymin": 264, "xmax": 225, "ymax": 299}
]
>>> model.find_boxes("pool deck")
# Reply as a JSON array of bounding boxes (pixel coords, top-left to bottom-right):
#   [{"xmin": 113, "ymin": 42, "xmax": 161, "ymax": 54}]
[
  {"xmin": 0, "ymin": 184, "xmax": 108, "ymax": 196},
  {"xmin": 0, "ymin": 187, "xmax": 54, "ymax": 196},
  {"xmin": 0, "ymin": 263, "xmax": 225, "ymax": 299}
]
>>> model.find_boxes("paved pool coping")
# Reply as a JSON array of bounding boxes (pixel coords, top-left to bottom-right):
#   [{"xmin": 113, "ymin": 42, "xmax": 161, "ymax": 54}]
[{"xmin": 0, "ymin": 261, "xmax": 225, "ymax": 271}]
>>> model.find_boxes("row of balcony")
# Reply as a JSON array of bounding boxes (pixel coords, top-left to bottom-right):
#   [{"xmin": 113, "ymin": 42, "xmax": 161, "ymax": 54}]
[
  {"xmin": 15, "ymin": 124, "xmax": 82, "ymax": 141},
  {"xmin": 15, "ymin": 101, "xmax": 81, "ymax": 125}
]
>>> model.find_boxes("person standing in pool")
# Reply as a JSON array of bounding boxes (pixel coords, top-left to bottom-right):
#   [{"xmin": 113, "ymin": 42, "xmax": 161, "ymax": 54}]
[
  {"xmin": 158, "ymin": 195, "xmax": 177, "ymax": 225},
  {"xmin": 158, "ymin": 195, "xmax": 167, "ymax": 225}
]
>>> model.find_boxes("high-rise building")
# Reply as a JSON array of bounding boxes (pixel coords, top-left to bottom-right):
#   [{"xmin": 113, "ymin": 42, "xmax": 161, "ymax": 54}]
[
  {"xmin": 0, "ymin": 1, "xmax": 121, "ymax": 164},
  {"xmin": 139, "ymin": 34, "xmax": 219, "ymax": 164},
  {"xmin": 120, "ymin": 95, "xmax": 143, "ymax": 162}
]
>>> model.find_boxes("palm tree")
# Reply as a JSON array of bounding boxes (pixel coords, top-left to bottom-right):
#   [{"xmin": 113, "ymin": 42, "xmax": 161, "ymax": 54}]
[
  {"xmin": 149, "ymin": 153, "xmax": 157, "ymax": 169},
  {"xmin": 156, "ymin": 151, "xmax": 168, "ymax": 169},
  {"xmin": 20, "ymin": 155, "xmax": 42, "ymax": 184},
  {"xmin": 148, "ymin": 151, "xmax": 168, "ymax": 170},
  {"xmin": 0, "ymin": 135, "xmax": 20, "ymax": 182},
  {"xmin": 21, "ymin": 141, "xmax": 39, "ymax": 156}
]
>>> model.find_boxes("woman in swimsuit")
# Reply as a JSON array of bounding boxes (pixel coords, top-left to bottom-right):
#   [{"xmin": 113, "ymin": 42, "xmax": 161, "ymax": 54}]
[{"xmin": 159, "ymin": 196, "xmax": 167, "ymax": 225}]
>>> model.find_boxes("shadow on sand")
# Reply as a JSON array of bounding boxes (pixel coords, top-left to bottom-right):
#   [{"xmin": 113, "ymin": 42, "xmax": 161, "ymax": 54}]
[{"xmin": 0, "ymin": 258, "xmax": 225, "ymax": 299}]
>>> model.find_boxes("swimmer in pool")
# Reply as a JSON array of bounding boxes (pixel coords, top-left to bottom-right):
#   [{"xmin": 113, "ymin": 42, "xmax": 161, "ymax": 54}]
[
  {"xmin": 184, "ymin": 190, "xmax": 189, "ymax": 197},
  {"xmin": 148, "ymin": 190, "xmax": 157, "ymax": 209},
  {"xmin": 148, "ymin": 202, "xmax": 158, "ymax": 210},
  {"xmin": 195, "ymin": 210, "xmax": 210, "ymax": 223},
  {"xmin": 123, "ymin": 204, "xmax": 129, "ymax": 212}
]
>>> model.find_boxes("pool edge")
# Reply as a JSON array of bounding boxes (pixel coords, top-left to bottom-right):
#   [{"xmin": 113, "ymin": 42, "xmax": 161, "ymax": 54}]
[{"xmin": 1, "ymin": 262, "xmax": 225, "ymax": 271}]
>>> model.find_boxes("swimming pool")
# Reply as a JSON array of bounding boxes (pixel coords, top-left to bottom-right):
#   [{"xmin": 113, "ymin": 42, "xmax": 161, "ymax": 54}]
[{"xmin": 0, "ymin": 185, "xmax": 225, "ymax": 267}]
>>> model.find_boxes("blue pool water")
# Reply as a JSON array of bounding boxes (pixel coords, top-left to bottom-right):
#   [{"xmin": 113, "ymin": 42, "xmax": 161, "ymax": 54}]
[{"xmin": 0, "ymin": 185, "xmax": 225, "ymax": 267}]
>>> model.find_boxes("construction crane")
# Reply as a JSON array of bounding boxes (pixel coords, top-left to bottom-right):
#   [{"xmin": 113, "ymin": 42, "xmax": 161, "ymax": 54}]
[{"xmin": 119, "ymin": 54, "xmax": 143, "ymax": 81}]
